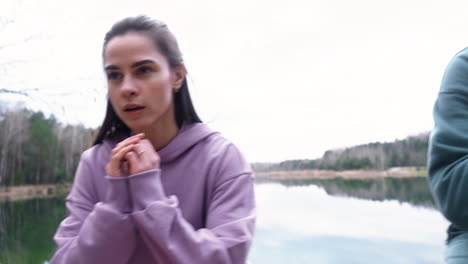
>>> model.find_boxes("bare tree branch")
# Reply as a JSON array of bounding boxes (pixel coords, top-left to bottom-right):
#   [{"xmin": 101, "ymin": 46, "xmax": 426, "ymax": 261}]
[{"xmin": 0, "ymin": 88, "xmax": 38, "ymax": 96}]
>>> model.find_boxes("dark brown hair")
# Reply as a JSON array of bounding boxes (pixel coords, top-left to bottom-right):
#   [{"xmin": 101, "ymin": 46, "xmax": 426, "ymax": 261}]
[{"xmin": 94, "ymin": 15, "xmax": 201, "ymax": 145}]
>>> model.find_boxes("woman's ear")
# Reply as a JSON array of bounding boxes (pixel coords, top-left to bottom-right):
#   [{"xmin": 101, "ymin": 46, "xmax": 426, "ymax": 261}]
[{"xmin": 172, "ymin": 65, "xmax": 187, "ymax": 92}]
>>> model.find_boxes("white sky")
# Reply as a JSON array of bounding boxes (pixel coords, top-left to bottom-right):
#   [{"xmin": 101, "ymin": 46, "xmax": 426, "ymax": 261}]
[{"xmin": 1, "ymin": 0, "xmax": 468, "ymax": 162}]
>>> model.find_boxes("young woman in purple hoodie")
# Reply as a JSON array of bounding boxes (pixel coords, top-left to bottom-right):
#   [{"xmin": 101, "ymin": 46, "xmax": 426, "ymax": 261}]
[{"xmin": 50, "ymin": 15, "xmax": 256, "ymax": 264}]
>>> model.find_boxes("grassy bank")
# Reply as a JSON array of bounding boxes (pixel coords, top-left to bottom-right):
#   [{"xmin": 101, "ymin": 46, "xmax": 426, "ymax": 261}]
[
  {"xmin": 0, "ymin": 184, "xmax": 71, "ymax": 202},
  {"xmin": 255, "ymin": 167, "xmax": 427, "ymax": 180}
]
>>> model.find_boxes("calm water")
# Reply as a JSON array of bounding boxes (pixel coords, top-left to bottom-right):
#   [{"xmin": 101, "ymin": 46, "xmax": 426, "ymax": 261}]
[{"xmin": 0, "ymin": 177, "xmax": 448, "ymax": 264}]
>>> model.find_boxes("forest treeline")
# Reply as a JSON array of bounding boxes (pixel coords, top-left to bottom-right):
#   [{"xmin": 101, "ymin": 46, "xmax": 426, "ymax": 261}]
[
  {"xmin": 0, "ymin": 107, "xmax": 94, "ymax": 187},
  {"xmin": 252, "ymin": 133, "xmax": 429, "ymax": 172},
  {"xmin": 0, "ymin": 107, "xmax": 431, "ymax": 187}
]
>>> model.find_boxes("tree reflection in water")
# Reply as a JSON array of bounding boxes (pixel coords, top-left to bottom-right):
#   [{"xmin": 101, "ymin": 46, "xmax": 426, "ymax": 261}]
[
  {"xmin": 0, "ymin": 197, "xmax": 66, "ymax": 264},
  {"xmin": 257, "ymin": 177, "xmax": 436, "ymax": 209}
]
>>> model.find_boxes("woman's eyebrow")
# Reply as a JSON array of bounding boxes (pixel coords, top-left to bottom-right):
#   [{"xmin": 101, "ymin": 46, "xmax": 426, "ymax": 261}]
[
  {"xmin": 131, "ymin": 60, "xmax": 157, "ymax": 68},
  {"xmin": 104, "ymin": 60, "xmax": 157, "ymax": 71},
  {"xmin": 104, "ymin": 65, "xmax": 119, "ymax": 71}
]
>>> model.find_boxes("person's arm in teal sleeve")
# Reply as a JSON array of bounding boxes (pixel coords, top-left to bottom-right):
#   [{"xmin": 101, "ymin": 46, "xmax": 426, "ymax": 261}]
[{"xmin": 429, "ymin": 47, "xmax": 468, "ymax": 230}]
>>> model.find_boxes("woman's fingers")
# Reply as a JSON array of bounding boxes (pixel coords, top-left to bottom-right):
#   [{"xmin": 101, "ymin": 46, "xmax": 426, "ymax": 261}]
[
  {"xmin": 106, "ymin": 134, "xmax": 161, "ymax": 177},
  {"xmin": 125, "ymin": 150, "xmax": 140, "ymax": 174},
  {"xmin": 107, "ymin": 143, "xmax": 137, "ymax": 177},
  {"xmin": 106, "ymin": 133, "xmax": 145, "ymax": 177},
  {"xmin": 126, "ymin": 140, "xmax": 160, "ymax": 175},
  {"xmin": 112, "ymin": 133, "xmax": 145, "ymax": 155},
  {"xmin": 139, "ymin": 140, "xmax": 160, "ymax": 167}
]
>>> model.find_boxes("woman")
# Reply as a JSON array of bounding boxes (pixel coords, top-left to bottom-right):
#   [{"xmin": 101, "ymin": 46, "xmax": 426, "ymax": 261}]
[
  {"xmin": 429, "ymin": 47, "xmax": 468, "ymax": 263},
  {"xmin": 50, "ymin": 15, "xmax": 256, "ymax": 264}
]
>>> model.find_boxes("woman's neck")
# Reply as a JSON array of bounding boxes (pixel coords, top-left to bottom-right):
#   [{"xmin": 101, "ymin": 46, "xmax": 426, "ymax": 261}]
[
  {"xmin": 146, "ymin": 123, "xmax": 178, "ymax": 151},
  {"xmin": 133, "ymin": 114, "xmax": 179, "ymax": 151}
]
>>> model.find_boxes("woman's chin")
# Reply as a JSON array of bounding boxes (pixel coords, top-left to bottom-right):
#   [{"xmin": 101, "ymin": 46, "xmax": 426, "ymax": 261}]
[{"xmin": 125, "ymin": 122, "xmax": 148, "ymax": 134}]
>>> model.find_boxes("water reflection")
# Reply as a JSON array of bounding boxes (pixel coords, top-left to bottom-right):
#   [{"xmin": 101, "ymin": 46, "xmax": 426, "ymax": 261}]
[
  {"xmin": 258, "ymin": 176, "xmax": 436, "ymax": 208},
  {"xmin": 0, "ymin": 178, "xmax": 448, "ymax": 264},
  {"xmin": 250, "ymin": 183, "xmax": 448, "ymax": 264},
  {"xmin": 0, "ymin": 197, "xmax": 65, "ymax": 264}
]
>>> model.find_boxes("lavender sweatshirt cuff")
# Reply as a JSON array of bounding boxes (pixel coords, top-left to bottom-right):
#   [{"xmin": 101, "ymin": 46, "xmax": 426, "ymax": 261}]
[
  {"xmin": 104, "ymin": 176, "xmax": 132, "ymax": 214},
  {"xmin": 128, "ymin": 169, "xmax": 168, "ymax": 211}
]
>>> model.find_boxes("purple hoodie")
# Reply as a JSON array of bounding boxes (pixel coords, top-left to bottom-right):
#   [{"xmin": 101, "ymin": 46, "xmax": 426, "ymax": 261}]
[{"xmin": 50, "ymin": 122, "xmax": 256, "ymax": 264}]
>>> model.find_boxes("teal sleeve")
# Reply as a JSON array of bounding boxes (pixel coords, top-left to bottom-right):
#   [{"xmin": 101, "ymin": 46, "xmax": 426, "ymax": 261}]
[{"xmin": 429, "ymin": 47, "xmax": 468, "ymax": 230}]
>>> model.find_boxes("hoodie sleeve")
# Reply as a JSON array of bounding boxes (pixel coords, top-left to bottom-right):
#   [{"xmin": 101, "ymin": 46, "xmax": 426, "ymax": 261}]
[
  {"xmin": 128, "ymin": 150, "xmax": 256, "ymax": 263},
  {"xmin": 428, "ymin": 47, "xmax": 468, "ymax": 230},
  {"xmin": 50, "ymin": 151, "xmax": 137, "ymax": 264}
]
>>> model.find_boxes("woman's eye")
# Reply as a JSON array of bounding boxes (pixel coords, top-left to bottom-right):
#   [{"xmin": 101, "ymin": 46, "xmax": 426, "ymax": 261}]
[
  {"xmin": 136, "ymin": 66, "xmax": 153, "ymax": 75},
  {"xmin": 107, "ymin": 72, "xmax": 122, "ymax": 81}
]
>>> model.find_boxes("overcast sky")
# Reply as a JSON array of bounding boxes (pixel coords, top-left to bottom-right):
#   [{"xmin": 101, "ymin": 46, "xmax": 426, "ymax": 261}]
[{"xmin": 2, "ymin": 0, "xmax": 468, "ymax": 162}]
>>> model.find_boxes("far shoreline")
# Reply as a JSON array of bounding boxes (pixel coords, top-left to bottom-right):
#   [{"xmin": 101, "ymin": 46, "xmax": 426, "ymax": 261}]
[
  {"xmin": 0, "ymin": 184, "xmax": 71, "ymax": 203},
  {"xmin": 254, "ymin": 167, "xmax": 427, "ymax": 181},
  {"xmin": 0, "ymin": 167, "xmax": 426, "ymax": 202}
]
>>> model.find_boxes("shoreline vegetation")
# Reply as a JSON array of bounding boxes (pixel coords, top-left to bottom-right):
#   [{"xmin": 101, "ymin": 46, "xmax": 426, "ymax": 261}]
[
  {"xmin": 0, "ymin": 107, "xmax": 431, "ymax": 201},
  {"xmin": 255, "ymin": 167, "xmax": 427, "ymax": 181},
  {"xmin": 0, "ymin": 167, "xmax": 426, "ymax": 201},
  {"xmin": 0, "ymin": 184, "xmax": 71, "ymax": 202}
]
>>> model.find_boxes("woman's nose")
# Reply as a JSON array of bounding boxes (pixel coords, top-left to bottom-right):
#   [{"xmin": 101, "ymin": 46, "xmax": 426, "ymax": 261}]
[{"xmin": 121, "ymin": 76, "xmax": 139, "ymax": 97}]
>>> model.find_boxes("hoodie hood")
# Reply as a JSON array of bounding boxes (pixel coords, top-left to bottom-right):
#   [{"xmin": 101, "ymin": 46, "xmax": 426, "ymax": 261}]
[{"xmin": 157, "ymin": 122, "xmax": 218, "ymax": 164}]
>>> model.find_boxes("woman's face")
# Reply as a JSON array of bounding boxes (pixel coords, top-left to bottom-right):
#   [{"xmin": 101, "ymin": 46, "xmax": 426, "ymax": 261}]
[{"xmin": 104, "ymin": 32, "xmax": 184, "ymax": 133}]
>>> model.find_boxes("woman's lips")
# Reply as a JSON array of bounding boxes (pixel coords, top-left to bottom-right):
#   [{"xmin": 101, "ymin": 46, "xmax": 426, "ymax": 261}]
[{"xmin": 123, "ymin": 105, "xmax": 145, "ymax": 114}]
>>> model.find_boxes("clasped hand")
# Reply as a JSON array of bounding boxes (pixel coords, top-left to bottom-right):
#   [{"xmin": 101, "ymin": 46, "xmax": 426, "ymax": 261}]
[{"xmin": 106, "ymin": 133, "xmax": 160, "ymax": 177}]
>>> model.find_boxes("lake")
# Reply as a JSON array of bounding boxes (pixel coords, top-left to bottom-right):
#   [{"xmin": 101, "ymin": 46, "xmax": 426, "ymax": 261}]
[{"xmin": 0, "ymin": 177, "xmax": 448, "ymax": 264}]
